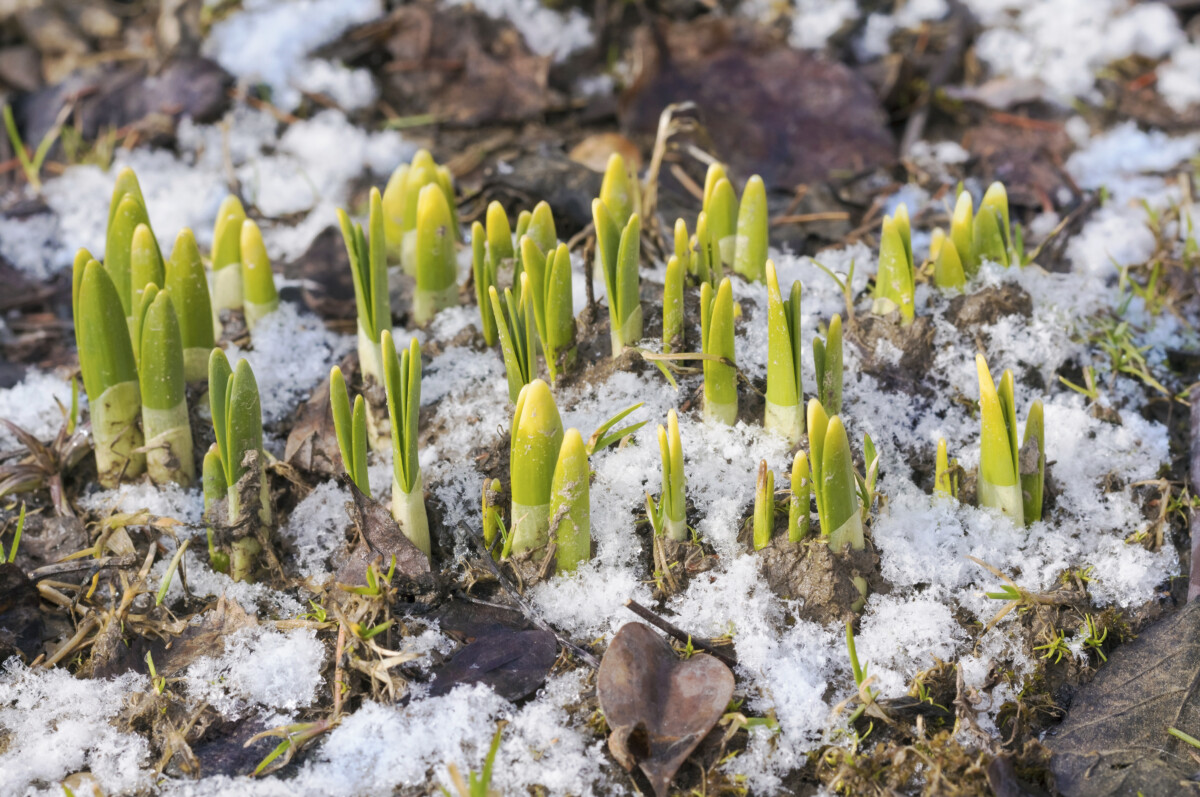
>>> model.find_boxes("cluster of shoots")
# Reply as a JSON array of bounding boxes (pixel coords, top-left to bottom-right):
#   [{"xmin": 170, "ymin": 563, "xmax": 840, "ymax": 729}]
[
  {"xmin": 931, "ymin": 182, "xmax": 1022, "ymax": 291},
  {"xmin": 329, "ymin": 333, "xmax": 430, "ymax": 557},
  {"xmin": 205, "ymin": 349, "xmax": 270, "ymax": 581},
  {"xmin": 871, "ymin": 182, "xmax": 1022, "ymax": 319},
  {"xmin": 973, "ymin": 354, "xmax": 1044, "ymax": 525},
  {"xmin": 505, "ymin": 380, "xmax": 591, "ymax": 571},
  {"xmin": 692, "ymin": 163, "xmax": 769, "ymax": 283},
  {"xmin": 647, "ymin": 410, "xmax": 686, "ymax": 541},
  {"xmin": 593, "ymin": 154, "xmax": 643, "ymax": 355},
  {"xmin": 76, "ymin": 168, "xmax": 247, "ymax": 487},
  {"xmin": 210, "ymin": 194, "xmax": 280, "ymax": 331},
  {"xmin": 750, "ymin": 398, "xmax": 876, "ymax": 563},
  {"xmin": 383, "ymin": 148, "xmax": 458, "ymax": 275},
  {"xmin": 471, "ymin": 200, "xmax": 557, "ymax": 348}
]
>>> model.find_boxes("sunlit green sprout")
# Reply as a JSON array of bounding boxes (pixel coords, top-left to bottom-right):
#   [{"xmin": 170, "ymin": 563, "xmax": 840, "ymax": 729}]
[
  {"xmin": 383, "ymin": 331, "xmax": 429, "ymax": 558},
  {"xmin": 413, "ymin": 183, "xmax": 459, "ymax": 326},
  {"xmin": 471, "ymin": 201, "xmax": 514, "ymax": 346},
  {"xmin": 807, "ymin": 399, "xmax": 863, "ymax": 552},
  {"xmin": 976, "ymin": 353, "xmax": 1044, "ymax": 525},
  {"xmin": 788, "ymin": 451, "xmax": 811, "ymax": 542},
  {"xmin": 515, "ymin": 201, "xmax": 557, "ymax": 281},
  {"xmin": 812, "ymin": 314, "xmax": 844, "ymax": 415},
  {"xmin": 211, "ymin": 194, "xmax": 246, "ymax": 323},
  {"xmin": 482, "ymin": 477, "xmax": 503, "ymax": 557},
  {"xmin": 76, "ymin": 260, "xmax": 145, "ymax": 487},
  {"xmin": 764, "ymin": 260, "xmax": 803, "ymax": 445},
  {"xmin": 950, "ymin": 190, "xmax": 976, "ymax": 277},
  {"xmin": 165, "ymin": 229, "xmax": 215, "ymax": 382},
  {"xmin": 383, "ymin": 148, "xmax": 458, "ymax": 274},
  {"xmin": 490, "ymin": 276, "xmax": 537, "ymax": 403},
  {"xmin": 202, "ymin": 444, "xmax": 230, "ymax": 574},
  {"xmin": 136, "ymin": 287, "xmax": 193, "ymax": 486},
  {"xmin": 752, "ymin": 460, "xmax": 775, "ymax": 551},
  {"xmin": 694, "ymin": 210, "xmax": 717, "ymax": 286},
  {"xmin": 329, "ymin": 366, "xmax": 370, "ymax": 496},
  {"xmin": 208, "ymin": 349, "xmax": 271, "ymax": 545},
  {"xmin": 509, "ymin": 379, "xmax": 564, "ymax": 555},
  {"xmin": 648, "ymin": 409, "xmax": 687, "ymax": 541},
  {"xmin": 593, "ymin": 202, "xmax": 643, "ymax": 355},
  {"xmin": 550, "ymin": 428, "xmax": 590, "ymax": 572},
  {"xmin": 673, "ymin": 218, "xmax": 693, "ymax": 276},
  {"xmin": 130, "ymin": 224, "xmax": 165, "ymax": 340},
  {"xmin": 974, "ymin": 182, "xmax": 1012, "ymax": 268},
  {"xmin": 934, "ymin": 438, "xmax": 957, "ymax": 500},
  {"xmin": 240, "ymin": 219, "xmax": 279, "ymax": 330},
  {"xmin": 930, "ymin": 228, "xmax": 965, "ymax": 291},
  {"xmin": 701, "ymin": 277, "xmax": 737, "ymax": 425},
  {"xmin": 598, "ymin": 152, "xmax": 640, "ymax": 230},
  {"xmin": 734, "ymin": 175, "xmax": 768, "ymax": 282},
  {"xmin": 872, "ymin": 204, "xmax": 915, "ymax": 324},
  {"xmin": 105, "ymin": 169, "xmax": 160, "ymax": 332},
  {"xmin": 338, "ymin": 188, "xmax": 391, "ymax": 435},
  {"xmin": 701, "ymin": 163, "xmax": 737, "ymax": 271},
  {"xmin": 663, "ymin": 255, "xmax": 685, "ymax": 353},
  {"xmin": 522, "ymin": 238, "xmax": 576, "ymax": 382}
]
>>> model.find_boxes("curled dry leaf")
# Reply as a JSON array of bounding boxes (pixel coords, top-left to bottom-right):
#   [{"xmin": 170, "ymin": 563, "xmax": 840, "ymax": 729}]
[
  {"xmin": 597, "ymin": 622, "xmax": 735, "ymax": 797},
  {"xmin": 334, "ymin": 477, "xmax": 433, "ymax": 591}
]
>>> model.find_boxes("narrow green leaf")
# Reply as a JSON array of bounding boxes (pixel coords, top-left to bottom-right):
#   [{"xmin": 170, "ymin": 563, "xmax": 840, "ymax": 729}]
[
  {"xmin": 702, "ymin": 278, "xmax": 737, "ymax": 424},
  {"xmin": 822, "ymin": 415, "xmax": 863, "ymax": 551},
  {"xmin": 753, "ymin": 460, "xmax": 775, "ymax": 550},
  {"xmin": 166, "ymin": 228, "xmax": 215, "ymax": 380},
  {"xmin": 663, "ymin": 255, "xmax": 684, "ymax": 354},
  {"xmin": 951, "ymin": 191, "xmax": 976, "ymax": 277},
  {"xmin": 1021, "ymin": 399, "xmax": 1045, "ymax": 524},
  {"xmin": 550, "ymin": 428, "xmax": 590, "ymax": 571}
]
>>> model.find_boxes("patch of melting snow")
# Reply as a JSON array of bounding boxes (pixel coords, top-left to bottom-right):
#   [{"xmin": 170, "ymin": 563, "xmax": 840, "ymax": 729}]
[
  {"xmin": 203, "ymin": 0, "xmax": 383, "ymax": 112},
  {"xmin": 0, "ymin": 369, "xmax": 77, "ymax": 448},
  {"xmin": 443, "ymin": 0, "xmax": 594, "ymax": 62}
]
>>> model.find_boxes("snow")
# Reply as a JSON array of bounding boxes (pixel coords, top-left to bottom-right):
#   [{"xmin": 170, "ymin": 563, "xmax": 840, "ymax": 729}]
[
  {"xmin": 0, "ymin": 369, "xmax": 75, "ymax": 449},
  {"xmin": 0, "ymin": 663, "xmax": 151, "ymax": 795},
  {"xmin": 445, "ymin": 0, "xmax": 594, "ymax": 62},
  {"xmin": 964, "ymin": 0, "xmax": 1188, "ymax": 105},
  {"xmin": 183, "ymin": 626, "xmax": 325, "ymax": 720},
  {"xmin": 203, "ymin": 0, "xmax": 383, "ymax": 111}
]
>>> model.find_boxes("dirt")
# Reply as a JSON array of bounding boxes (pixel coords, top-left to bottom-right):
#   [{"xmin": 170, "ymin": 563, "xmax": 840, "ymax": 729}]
[{"xmin": 757, "ymin": 534, "xmax": 888, "ymax": 626}]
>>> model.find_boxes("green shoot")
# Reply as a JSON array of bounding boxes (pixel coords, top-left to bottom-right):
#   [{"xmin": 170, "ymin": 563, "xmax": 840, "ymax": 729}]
[
  {"xmin": 752, "ymin": 460, "xmax": 775, "ymax": 551},
  {"xmin": 812, "ymin": 314, "xmax": 844, "ymax": 415},
  {"xmin": 165, "ymin": 229, "xmax": 215, "ymax": 382},
  {"xmin": 550, "ymin": 428, "xmax": 590, "ymax": 571},
  {"xmin": 788, "ymin": 452, "xmax": 810, "ymax": 542},
  {"xmin": 5, "ymin": 502, "xmax": 25, "ymax": 563},
  {"xmin": 509, "ymin": 380, "xmax": 564, "ymax": 554},
  {"xmin": 764, "ymin": 260, "xmax": 803, "ymax": 444},
  {"xmin": 593, "ymin": 202, "xmax": 643, "ymax": 355},
  {"xmin": 663, "ymin": 255, "xmax": 685, "ymax": 353},
  {"xmin": 240, "ymin": 219, "xmax": 279, "ymax": 330},
  {"xmin": 976, "ymin": 353, "xmax": 1044, "ymax": 525},
  {"xmin": 3, "ymin": 104, "xmax": 62, "ymax": 192},
  {"xmin": 413, "ymin": 183, "xmax": 459, "ymax": 325},
  {"xmin": 339, "ymin": 188, "xmax": 392, "ymax": 393},
  {"xmin": 382, "ymin": 331, "xmax": 429, "ymax": 558},
  {"xmin": 523, "ymin": 238, "xmax": 576, "ymax": 382},
  {"xmin": 650, "ymin": 409, "xmax": 687, "ymax": 541},
  {"xmin": 733, "ymin": 175, "xmax": 768, "ymax": 282},
  {"xmin": 700, "ymin": 277, "xmax": 737, "ymax": 425},
  {"xmin": 490, "ymin": 276, "xmax": 537, "ymax": 404},
  {"xmin": 807, "ymin": 400, "xmax": 863, "ymax": 552},
  {"xmin": 136, "ymin": 288, "xmax": 194, "ymax": 486},
  {"xmin": 383, "ymin": 148, "xmax": 458, "ymax": 274},
  {"xmin": 586, "ymin": 402, "xmax": 647, "ymax": 455},
  {"xmin": 872, "ymin": 204, "xmax": 915, "ymax": 323},
  {"xmin": 155, "ymin": 538, "xmax": 191, "ymax": 606},
  {"xmin": 329, "ymin": 366, "xmax": 370, "ymax": 496}
]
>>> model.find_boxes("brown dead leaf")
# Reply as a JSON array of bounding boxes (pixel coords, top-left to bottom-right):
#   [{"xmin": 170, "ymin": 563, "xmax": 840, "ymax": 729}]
[
  {"xmin": 620, "ymin": 19, "xmax": 894, "ymax": 187},
  {"xmin": 325, "ymin": 3, "xmax": 557, "ymax": 126},
  {"xmin": 158, "ymin": 595, "xmax": 257, "ymax": 677},
  {"xmin": 569, "ymin": 133, "xmax": 643, "ymax": 174},
  {"xmin": 597, "ymin": 622, "xmax": 735, "ymax": 797},
  {"xmin": 334, "ymin": 478, "xmax": 433, "ymax": 591},
  {"xmin": 283, "ymin": 374, "xmax": 341, "ymax": 477}
]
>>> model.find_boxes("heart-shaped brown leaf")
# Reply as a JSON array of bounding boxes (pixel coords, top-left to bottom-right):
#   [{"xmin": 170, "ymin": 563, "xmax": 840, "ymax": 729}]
[{"xmin": 597, "ymin": 622, "xmax": 735, "ymax": 797}]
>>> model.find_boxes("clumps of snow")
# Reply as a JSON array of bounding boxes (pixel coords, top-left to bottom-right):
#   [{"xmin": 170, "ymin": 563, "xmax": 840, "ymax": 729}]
[
  {"xmin": 183, "ymin": 626, "xmax": 325, "ymax": 720},
  {"xmin": 225, "ymin": 301, "xmax": 354, "ymax": 424},
  {"xmin": 293, "ymin": 59, "xmax": 378, "ymax": 111},
  {"xmin": 786, "ymin": 0, "xmax": 858, "ymax": 50},
  {"xmin": 444, "ymin": 0, "xmax": 593, "ymax": 62},
  {"xmin": 279, "ymin": 479, "xmax": 352, "ymax": 580},
  {"xmin": 0, "ymin": 369, "xmax": 75, "ymax": 448},
  {"xmin": 78, "ymin": 482, "xmax": 204, "ymax": 525},
  {"xmin": 856, "ymin": 591, "xmax": 965, "ymax": 698},
  {"xmin": 965, "ymin": 0, "xmax": 1186, "ymax": 105},
  {"xmin": 203, "ymin": 0, "xmax": 383, "ymax": 111},
  {"xmin": 855, "ymin": 0, "xmax": 949, "ymax": 60},
  {"xmin": 0, "ymin": 662, "xmax": 151, "ymax": 794},
  {"xmin": 1158, "ymin": 43, "xmax": 1200, "ymax": 112}
]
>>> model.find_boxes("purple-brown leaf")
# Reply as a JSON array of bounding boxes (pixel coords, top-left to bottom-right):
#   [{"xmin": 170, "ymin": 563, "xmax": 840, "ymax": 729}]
[{"xmin": 597, "ymin": 622, "xmax": 735, "ymax": 797}]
